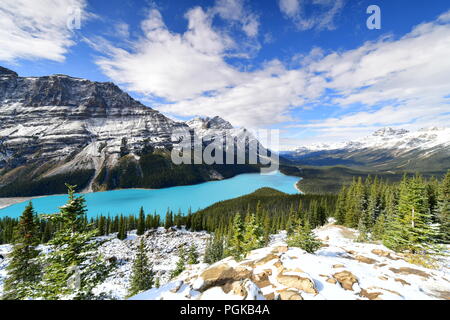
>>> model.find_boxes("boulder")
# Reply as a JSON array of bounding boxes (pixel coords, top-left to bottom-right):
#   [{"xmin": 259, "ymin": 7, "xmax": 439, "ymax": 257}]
[
  {"xmin": 333, "ymin": 271, "xmax": 358, "ymax": 291},
  {"xmin": 360, "ymin": 289, "xmax": 382, "ymax": 300},
  {"xmin": 254, "ymin": 253, "xmax": 279, "ymax": 266},
  {"xmin": 395, "ymin": 278, "xmax": 411, "ymax": 286},
  {"xmin": 371, "ymin": 249, "xmax": 400, "ymax": 260},
  {"xmin": 326, "ymin": 278, "xmax": 337, "ymax": 284},
  {"xmin": 264, "ymin": 292, "xmax": 275, "ymax": 300},
  {"xmin": 252, "ymin": 270, "xmax": 272, "ymax": 289},
  {"xmin": 355, "ymin": 255, "xmax": 377, "ymax": 264},
  {"xmin": 198, "ymin": 263, "xmax": 252, "ymax": 291},
  {"xmin": 276, "ymin": 245, "xmax": 289, "ymax": 253},
  {"xmin": 277, "ymin": 289, "xmax": 303, "ymax": 300},
  {"xmin": 389, "ymin": 267, "xmax": 430, "ymax": 279},
  {"xmin": 332, "ymin": 264, "xmax": 345, "ymax": 268},
  {"xmin": 276, "ymin": 274, "xmax": 318, "ymax": 294}
]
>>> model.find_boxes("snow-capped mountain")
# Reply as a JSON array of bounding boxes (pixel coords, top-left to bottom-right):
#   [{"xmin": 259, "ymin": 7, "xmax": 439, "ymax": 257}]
[
  {"xmin": 0, "ymin": 67, "xmax": 261, "ymax": 197},
  {"xmin": 186, "ymin": 116, "xmax": 234, "ymax": 131},
  {"xmin": 283, "ymin": 127, "xmax": 450, "ymax": 172}
]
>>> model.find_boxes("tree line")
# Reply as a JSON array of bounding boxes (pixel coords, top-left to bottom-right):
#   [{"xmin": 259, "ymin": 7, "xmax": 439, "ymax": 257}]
[{"xmin": 334, "ymin": 171, "xmax": 449, "ymax": 262}]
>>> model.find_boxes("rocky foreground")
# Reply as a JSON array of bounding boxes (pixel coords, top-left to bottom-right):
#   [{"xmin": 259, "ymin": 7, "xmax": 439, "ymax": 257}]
[
  {"xmin": 131, "ymin": 224, "xmax": 450, "ymax": 300},
  {"xmin": 1, "ymin": 223, "xmax": 449, "ymax": 300}
]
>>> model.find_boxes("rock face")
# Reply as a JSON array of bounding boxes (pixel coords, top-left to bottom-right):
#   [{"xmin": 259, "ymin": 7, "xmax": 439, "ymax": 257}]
[{"xmin": 0, "ymin": 67, "xmax": 260, "ymax": 196}]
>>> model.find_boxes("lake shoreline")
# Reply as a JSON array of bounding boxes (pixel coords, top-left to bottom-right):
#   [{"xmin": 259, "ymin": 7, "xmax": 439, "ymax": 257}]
[{"xmin": 0, "ymin": 171, "xmax": 302, "ymax": 216}]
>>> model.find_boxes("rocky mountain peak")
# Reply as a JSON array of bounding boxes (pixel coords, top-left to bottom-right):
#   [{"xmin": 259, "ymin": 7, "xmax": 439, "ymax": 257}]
[
  {"xmin": 0, "ymin": 66, "xmax": 18, "ymax": 77},
  {"xmin": 186, "ymin": 116, "xmax": 233, "ymax": 130},
  {"xmin": 372, "ymin": 127, "xmax": 409, "ymax": 137}
]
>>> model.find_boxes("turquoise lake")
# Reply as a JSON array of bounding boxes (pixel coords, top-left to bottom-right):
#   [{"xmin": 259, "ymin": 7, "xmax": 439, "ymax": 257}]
[{"xmin": 0, "ymin": 171, "xmax": 300, "ymax": 219}]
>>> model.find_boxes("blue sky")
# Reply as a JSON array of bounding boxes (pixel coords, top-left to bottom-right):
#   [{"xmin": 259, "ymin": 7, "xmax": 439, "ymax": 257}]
[{"xmin": 1, "ymin": 0, "xmax": 450, "ymax": 149}]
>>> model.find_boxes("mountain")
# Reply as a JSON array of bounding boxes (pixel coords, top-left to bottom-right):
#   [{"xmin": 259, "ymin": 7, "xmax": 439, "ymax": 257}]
[
  {"xmin": 282, "ymin": 127, "xmax": 450, "ymax": 173},
  {"xmin": 0, "ymin": 67, "xmax": 259, "ymax": 197}
]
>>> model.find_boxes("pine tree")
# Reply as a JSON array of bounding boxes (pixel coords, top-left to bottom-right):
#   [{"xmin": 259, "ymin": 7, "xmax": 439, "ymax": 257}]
[
  {"xmin": 187, "ymin": 244, "xmax": 199, "ymax": 265},
  {"xmin": 204, "ymin": 235, "xmax": 224, "ymax": 264},
  {"xmin": 287, "ymin": 219, "xmax": 322, "ymax": 253},
  {"xmin": 97, "ymin": 216, "xmax": 106, "ymax": 236},
  {"xmin": 41, "ymin": 220, "xmax": 53, "ymax": 243},
  {"xmin": 438, "ymin": 170, "xmax": 450, "ymax": 243},
  {"xmin": 242, "ymin": 213, "xmax": 263, "ymax": 255},
  {"xmin": 372, "ymin": 213, "xmax": 386, "ymax": 241},
  {"xmin": 117, "ymin": 215, "xmax": 127, "ymax": 240},
  {"xmin": 384, "ymin": 175, "xmax": 437, "ymax": 254},
  {"xmin": 2, "ymin": 202, "xmax": 41, "ymax": 300},
  {"xmin": 334, "ymin": 187, "xmax": 347, "ymax": 225},
  {"xmin": 171, "ymin": 246, "xmax": 186, "ymax": 278},
  {"xmin": 137, "ymin": 207, "xmax": 146, "ymax": 236},
  {"xmin": 128, "ymin": 238, "xmax": 154, "ymax": 297},
  {"xmin": 262, "ymin": 211, "xmax": 271, "ymax": 246},
  {"xmin": 356, "ymin": 215, "xmax": 370, "ymax": 242},
  {"xmin": 38, "ymin": 185, "xmax": 114, "ymax": 300},
  {"xmin": 164, "ymin": 209, "xmax": 173, "ymax": 229},
  {"xmin": 227, "ymin": 214, "xmax": 244, "ymax": 260}
]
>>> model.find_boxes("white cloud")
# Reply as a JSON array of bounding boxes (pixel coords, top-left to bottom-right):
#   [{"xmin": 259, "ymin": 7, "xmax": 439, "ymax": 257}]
[
  {"xmin": 278, "ymin": 0, "xmax": 345, "ymax": 31},
  {"xmin": 278, "ymin": 0, "xmax": 300, "ymax": 18},
  {"xmin": 94, "ymin": 8, "xmax": 244, "ymax": 102},
  {"xmin": 0, "ymin": 0, "xmax": 89, "ymax": 63},
  {"xmin": 213, "ymin": 0, "xmax": 260, "ymax": 37},
  {"xmin": 92, "ymin": 7, "xmax": 450, "ymax": 141}
]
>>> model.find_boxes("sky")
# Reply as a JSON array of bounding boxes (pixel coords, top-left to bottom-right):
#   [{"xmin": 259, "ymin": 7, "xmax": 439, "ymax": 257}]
[{"xmin": 0, "ymin": 0, "xmax": 449, "ymax": 150}]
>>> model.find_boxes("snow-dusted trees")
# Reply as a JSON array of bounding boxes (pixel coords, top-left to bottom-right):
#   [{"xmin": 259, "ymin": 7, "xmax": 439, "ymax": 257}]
[
  {"xmin": 438, "ymin": 171, "xmax": 450, "ymax": 243},
  {"xmin": 2, "ymin": 202, "xmax": 41, "ymax": 300},
  {"xmin": 128, "ymin": 238, "xmax": 154, "ymax": 297},
  {"xmin": 383, "ymin": 175, "xmax": 437, "ymax": 254},
  {"xmin": 287, "ymin": 218, "xmax": 322, "ymax": 253},
  {"xmin": 38, "ymin": 184, "xmax": 114, "ymax": 299},
  {"xmin": 137, "ymin": 207, "xmax": 146, "ymax": 236},
  {"xmin": 204, "ymin": 235, "xmax": 224, "ymax": 264},
  {"xmin": 187, "ymin": 244, "xmax": 199, "ymax": 265},
  {"xmin": 226, "ymin": 213, "xmax": 263, "ymax": 261}
]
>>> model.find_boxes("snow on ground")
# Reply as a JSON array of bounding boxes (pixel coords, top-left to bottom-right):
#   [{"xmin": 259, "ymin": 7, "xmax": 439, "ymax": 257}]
[
  {"xmin": 0, "ymin": 228, "xmax": 210, "ymax": 299},
  {"xmin": 1, "ymin": 222, "xmax": 449, "ymax": 300},
  {"xmin": 93, "ymin": 228, "xmax": 210, "ymax": 299},
  {"xmin": 132, "ymin": 222, "xmax": 450, "ymax": 301},
  {"xmin": 0, "ymin": 244, "xmax": 12, "ymax": 296}
]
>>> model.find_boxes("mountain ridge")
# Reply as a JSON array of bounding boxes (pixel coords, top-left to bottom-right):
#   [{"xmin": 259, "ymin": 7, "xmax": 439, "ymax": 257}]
[
  {"xmin": 0, "ymin": 67, "xmax": 259, "ymax": 197},
  {"xmin": 282, "ymin": 127, "xmax": 450, "ymax": 173}
]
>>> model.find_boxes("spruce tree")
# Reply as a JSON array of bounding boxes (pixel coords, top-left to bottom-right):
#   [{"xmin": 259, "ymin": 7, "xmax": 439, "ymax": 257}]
[
  {"xmin": 204, "ymin": 235, "xmax": 224, "ymax": 264},
  {"xmin": 287, "ymin": 219, "xmax": 322, "ymax": 254},
  {"xmin": 372, "ymin": 213, "xmax": 386, "ymax": 241},
  {"xmin": 38, "ymin": 185, "xmax": 114, "ymax": 300},
  {"xmin": 242, "ymin": 213, "xmax": 263, "ymax": 255},
  {"xmin": 171, "ymin": 246, "xmax": 186, "ymax": 278},
  {"xmin": 334, "ymin": 187, "xmax": 347, "ymax": 225},
  {"xmin": 438, "ymin": 170, "xmax": 450, "ymax": 243},
  {"xmin": 187, "ymin": 244, "xmax": 199, "ymax": 265},
  {"xmin": 164, "ymin": 209, "xmax": 173, "ymax": 229},
  {"xmin": 228, "ymin": 214, "xmax": 244, "ymax": 260},
  {"xmin": 2, "ymin": 202, "xmax": 41, "ymax": 300},
  {"xmin": 117, "ymin": 215, "xmax": 127, "ymax": 240},
  {"xmin": 137, "ymin": 207, "xmax": 146, "ymax": 236},
  {"xmin": 128, "ymin": 238, "xmax": 154, "ymax": 297},
  {"xmin": 384, "ymin": 175, "xmax": 437, "ymax": 254},
  {"xmin": 356, "ymin": 215, "xmax": 370, "ymax": 242},
  {"xmin": 41, "ymin": 220, "xmax": 52, "ymax": 243},
  {"xmin": 262, "ymin": 211, "xmax": 271, "ymax": 246}
]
